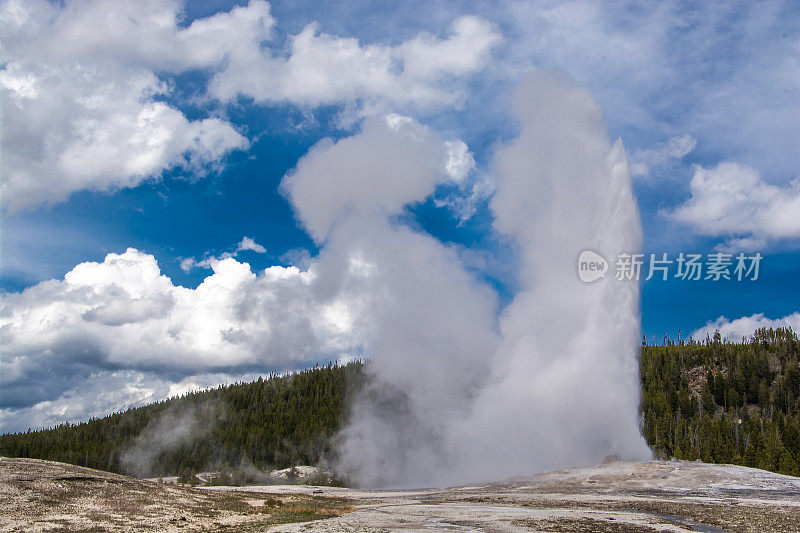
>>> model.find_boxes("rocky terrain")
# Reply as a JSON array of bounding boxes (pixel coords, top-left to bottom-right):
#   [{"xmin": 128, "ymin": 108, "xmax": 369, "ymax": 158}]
[
  {"xmin": 0, "ymin": 457, "xmax": 351, "ymax": 532},
  {"xmin": 3, "ymin": 456, "xmax": 800, "ymax": 532}
]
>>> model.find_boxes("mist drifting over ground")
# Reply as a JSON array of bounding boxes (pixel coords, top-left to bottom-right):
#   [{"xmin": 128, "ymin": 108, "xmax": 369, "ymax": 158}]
[{"xmin": 281, "ymin": 72, "xmax": 651, "ymax": 487}]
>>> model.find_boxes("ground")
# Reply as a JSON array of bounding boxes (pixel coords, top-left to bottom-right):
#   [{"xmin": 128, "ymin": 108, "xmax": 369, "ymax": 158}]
[
  {"xmin": 0, "ymin": 457, "xmax": 351, "ymax": 532},
  {"xmin": 2, "ymin": 457, "xmax": 800, "ymax": 532}
]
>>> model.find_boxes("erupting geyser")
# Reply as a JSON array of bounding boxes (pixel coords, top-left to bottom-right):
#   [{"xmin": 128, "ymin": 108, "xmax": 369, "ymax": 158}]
[
  {"xmin": 283, "ymin": 72, "xmax": 651, "ymax": 487},
  {"xmin": 452, "ymin": 72, "xmax": 652, "ymax": 482}
]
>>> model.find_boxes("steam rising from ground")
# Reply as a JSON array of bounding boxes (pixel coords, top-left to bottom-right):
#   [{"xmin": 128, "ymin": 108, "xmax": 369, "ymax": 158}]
[
  {"xmin": 122, "ymin": 402, "xmax": 223, "ymax": 477},
  {"xmin": 452, "ymin": 73, "xmax": 651, "ymax": 482},
  {"xmin": 299, "ymin": 73, "xmax": 651, "ymax": 486}
]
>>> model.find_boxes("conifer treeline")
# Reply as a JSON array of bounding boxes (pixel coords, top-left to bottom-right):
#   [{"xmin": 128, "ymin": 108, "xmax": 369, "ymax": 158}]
[
  {"xmin": 0, "ymin": 362, "xmax": 365, "ymax": 477},
  {"xmin": 640, "ymin": 327, "xmax": 800, "ymax": 475},
  {"xmin": 2, "ymin": 327, "xmax": 799, "ymax": 478}
]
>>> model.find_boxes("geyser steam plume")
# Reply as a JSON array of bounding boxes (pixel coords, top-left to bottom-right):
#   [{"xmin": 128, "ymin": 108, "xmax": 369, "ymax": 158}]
[
  {"xmin": 283, "ymin": 72, "xmax": 650, "ymax": 487},
  {"xmin": 454, "ymin": 72, "xmax": 652, "ymax": 482}
]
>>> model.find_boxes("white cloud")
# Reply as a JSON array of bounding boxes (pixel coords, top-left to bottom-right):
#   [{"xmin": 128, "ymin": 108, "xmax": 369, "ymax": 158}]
[
  {"xmin": 180, "ymin": 236, "xmax": 267, "ymax": 273},
  {"xmin": 208, "ymin": 15, "xmax": 500, "ymax": 112},
  {"xmin": 0, "ymin": 247, "xmax": 369, "ymax": 430},
  {"xmin": 237, "ymin": 237, "xmax": 267, "ymax": 254},
  {"xmin": 0, "ymin": 0, "xmax": 257, "ymax": 210},
  {"xmin": 434, "ymin": 173, "xmax": 495, "ymax": 223},
  {"xmin": 179, "ymin": 257, "xmax": 198, "ymax": 273},
  {"xmin": 279, "ymin": 248, "xmax": 312, "ymax": 270},
  {"xmin": 629, "ymin": 134, "xmax": 696, "ymax": 178},
  {"xmin": 692, "ymin": 312, "xmax": 800, "ymax": 342},
  {"xmin": 443, "ymin": 140, "xmax": 475, "ymax": 183},
  {"xmin": 1, "ymin": 0, "xmax": 499, "ymax": 210},
  {"xmin": 498, "ymin": 2, "xmax": 799, "ymax": 182},
  {"xmin": 433, "ymin": 138, "xmax": 493, "ymax": 223},
  {"xmin": 180, "ymin": 253, "xmax": 235, "ymax": 272},
  {"xmin": 0, "ymin": 370, "xmax": 256, "ymax": 434},
  {"xmin": 668, "ymin": 162, "xmax": 800, "ymax": 250}
]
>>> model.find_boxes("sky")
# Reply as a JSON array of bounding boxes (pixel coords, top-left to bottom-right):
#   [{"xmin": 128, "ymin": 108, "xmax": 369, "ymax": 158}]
[{"xmin": 1, "ymin": 0, "xmax": 799, "ymax": 433}]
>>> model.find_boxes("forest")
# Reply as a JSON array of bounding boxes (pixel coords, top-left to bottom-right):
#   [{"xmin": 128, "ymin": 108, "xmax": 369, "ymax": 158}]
[
  {"xmin": 2, "ymin": 327, "xmax": 799, "ymax": 479},
  {"xmin": 0, "ymin": 362, "xmax": 365, "ymax": 477},
  {"xmin": 641, "ymin": 327, "xmax": 800, "ymax": 475}
]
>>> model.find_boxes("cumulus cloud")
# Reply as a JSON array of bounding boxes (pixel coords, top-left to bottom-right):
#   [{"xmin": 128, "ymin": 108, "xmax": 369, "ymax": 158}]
[
  {"xmin": 692, "ymin": 312, "xmax": 800, "ymax": 342},
  {"xmin": 667, "ymin": 162, "xmax": 800, "ymax": 250},
  {"xmin": 0, "ymin": 0, "xmax": 498, "ymax": 210},
  {"xmin": 0, "ymin": 0, "xmax": 255, "ymax": 210},
  {"xmin": 0, "ymin": 248, "xmax": 365, "ymax": 431},
  {"xmin": 1, "ymin": 114, "xmax": 491, "ymax": 437},
  {"xmin": 207, "ymin": 14, "xmax": 500, "ymax": 111},
  {"xmin": 0, "ymin": 369, "xmax": 252, "ymax": 434}
]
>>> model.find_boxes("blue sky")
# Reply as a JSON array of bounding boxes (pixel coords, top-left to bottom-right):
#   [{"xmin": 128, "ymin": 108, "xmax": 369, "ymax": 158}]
[{"xmin": 1, "ymin": 0, "xmax": 799, "ymax": 431}]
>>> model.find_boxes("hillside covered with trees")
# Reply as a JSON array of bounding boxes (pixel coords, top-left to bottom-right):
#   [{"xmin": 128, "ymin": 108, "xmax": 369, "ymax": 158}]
[
  {"xmin": 0, "ymin": 362, "xmax": 365, "ymax": 478},
  {"xmin": 2, "ymin": 328, "xmax": 799, "ymax": 479},
  {"xmin": 641, "ymin": 327, "xmax": 800, "ymax": 476}
]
